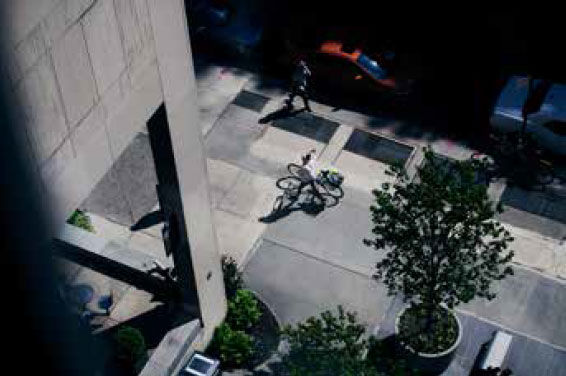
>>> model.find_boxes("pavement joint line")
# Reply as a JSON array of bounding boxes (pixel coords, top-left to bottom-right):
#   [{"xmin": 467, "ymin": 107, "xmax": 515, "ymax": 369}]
[
  {"xmin": 240, "ymin": 236, "xmax": 265, "ymax": 271},
  {"xmin": 455, "ymin": 306, "xmax": 566, "ymax": 353},
  {"xmin": 259, "ymin": 238, "xmax": 375, "ymax": 280},
  {"xmin": 510, "ymin": 261, "xmax": 566, "ymax": 286}
]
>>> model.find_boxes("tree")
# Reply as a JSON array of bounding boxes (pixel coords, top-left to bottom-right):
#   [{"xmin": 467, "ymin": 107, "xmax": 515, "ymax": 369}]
[
  {"xmin": 364, "ymin": 148, "xmax": 514, "ymax": 351},
  {"xmin": 280, "ymin": 306, "xmax": 382, "ymax": 376}
]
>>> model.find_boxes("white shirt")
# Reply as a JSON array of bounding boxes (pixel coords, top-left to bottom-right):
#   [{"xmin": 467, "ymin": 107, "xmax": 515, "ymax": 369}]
[{"xmin": 298, "ymin": 159, "xmax": 317, "ymax": 182}]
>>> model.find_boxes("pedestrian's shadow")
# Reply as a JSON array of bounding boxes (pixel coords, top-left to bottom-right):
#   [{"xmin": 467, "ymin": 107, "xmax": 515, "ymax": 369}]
[{"xmin": 259, "ymin": 106, "xmax": 305, "ymax": 124}]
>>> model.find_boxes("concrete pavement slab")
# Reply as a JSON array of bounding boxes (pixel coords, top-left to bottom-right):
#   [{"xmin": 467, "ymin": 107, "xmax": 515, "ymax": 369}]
[
  {"xmin": 263, "ymin": 186, "xmax": 380, "ymax": 277},
  {"xmin": 248, "ymin": 126, "xmax": 324, "ymax": 173},
  {"xmin": 217, "ymin": 169, "xmax": 279, "ymax": 220},
  {"xmin": 334, "ymin": 150, "xmax": 394, "ymax": 193},
  {"xmin": 317, "ymin": 124, "xmax": 354, "ymax": 165},
  {"xmin": 87, "ymin": 212, "xmax": 131, "ymax": 245},
  {"xmin": 206, "ymin": 158, "xmax": 243, "ymax": 207},
  {"xmin": 243, "ymin": 239, "xmax": 392, "ymax": 326},
  {"xmin": 205, "ymin": 104, "xmax": 279, "ymax": 175},
  {"xmin": 109, "ymin": 287, "xmax": 160, "ymax": 322},
  {"xmin": 194, "ymin": 60, "xmax": 252, "ymax": 135},
  {"xmin": 213, "ymin": 209, "xmax": 265, "ymax": 266},
  {"xmin": 462, "ymin": 266, "xmax": 566, "ymax": 349},
  {"xmin": 504, "ymin": 223, "xmax": 558, "ymax": 273},
  {"xmin": 127, "ymin": 232, "xmax": 170, "ymax": 267}
]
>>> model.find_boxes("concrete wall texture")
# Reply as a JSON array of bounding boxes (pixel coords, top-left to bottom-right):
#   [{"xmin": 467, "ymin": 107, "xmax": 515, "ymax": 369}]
[{"xmin": 2, "ymin": 0, "xmax": 226, "ymax": 344}]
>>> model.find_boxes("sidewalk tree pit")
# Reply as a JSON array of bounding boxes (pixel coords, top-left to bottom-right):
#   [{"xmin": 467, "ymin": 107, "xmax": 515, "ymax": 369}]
[{"xmin": 365, "ymin": 148, "xmax": 514, "ymax": 356}]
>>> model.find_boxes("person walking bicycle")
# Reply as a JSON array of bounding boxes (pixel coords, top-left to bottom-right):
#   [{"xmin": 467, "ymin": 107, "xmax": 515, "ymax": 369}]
[
  {"xmin": 286, "ymin": 60, "xmax": 312, "ymax": 112},
  {"xmin": 293, "ymin": 149, "xmax": 325, "ymax": 205}
]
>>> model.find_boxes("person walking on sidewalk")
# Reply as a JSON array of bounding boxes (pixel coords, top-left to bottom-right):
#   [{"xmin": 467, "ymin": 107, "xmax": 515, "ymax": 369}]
[{"xmin": 286, "ymin": 59, "xmax": 312, "ymax": 112}]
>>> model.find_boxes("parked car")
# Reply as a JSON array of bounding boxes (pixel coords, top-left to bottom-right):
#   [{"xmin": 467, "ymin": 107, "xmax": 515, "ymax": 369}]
[{"xmin": 490, "ymin": 76, "xmax": 566, "ymax": 156}]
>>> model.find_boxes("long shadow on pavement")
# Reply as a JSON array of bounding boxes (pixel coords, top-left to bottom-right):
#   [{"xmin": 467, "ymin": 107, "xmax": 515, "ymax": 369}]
[
  {"xmin": 259, "ymin": 106, "xmax": 305, "ymax": 124},
  {"xmin": 258, "ymin": 194, "xmax": 333, "ymax": 223}
]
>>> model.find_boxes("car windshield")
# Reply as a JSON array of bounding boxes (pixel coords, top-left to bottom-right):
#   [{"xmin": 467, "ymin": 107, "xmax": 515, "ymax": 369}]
[{"xmin": 357, "ymin": 54, "xmax": 387, "ymax": 79}]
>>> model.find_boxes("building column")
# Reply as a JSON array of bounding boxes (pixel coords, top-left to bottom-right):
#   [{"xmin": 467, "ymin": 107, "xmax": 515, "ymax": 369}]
[{"xmin": 147, "ymin": 0, "xmax": 227, "ymax": 341}]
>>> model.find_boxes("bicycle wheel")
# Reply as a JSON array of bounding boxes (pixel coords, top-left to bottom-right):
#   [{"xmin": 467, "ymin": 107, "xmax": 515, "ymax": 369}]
[
  {"xmin": 319, "ymin": 180, "xmax": 344, "ymax": 198},
  {"xmin": 287, "ymin": 163, "xmax": 304, "ymax": 177},
  {"xmin": 321, "ymin": 192, "xmax": 338, "ymax": 208},
  {"xmin": 276, "ymin": 176, "xmax": 301, "ymax": 191}
]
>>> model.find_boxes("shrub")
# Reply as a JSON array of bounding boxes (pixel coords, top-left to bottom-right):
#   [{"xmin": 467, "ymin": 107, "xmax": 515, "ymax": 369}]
[
  {"xmin": 209, "ymin": 323, "xmax": 254, "ymax": 367},
  {"xmin": 280, "ymin": 306, "xmax": 382, "ymax": 376},
  {"xmin": 221, "ymin": 255, "xmax": 243, "ymax": 299},
  {"xmin": 67, "ymin": 209, "xmax": 95, "ymax": 233},
  {"xmin": 114, "ymin": 326, "xmax": 146, "ymax": 365},
  {"xmin": 227, "ymin": 289, "xmax": 262, "ymax": 331}
]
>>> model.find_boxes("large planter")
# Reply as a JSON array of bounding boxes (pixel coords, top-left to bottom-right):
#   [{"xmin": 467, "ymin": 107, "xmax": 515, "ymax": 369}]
[{"xmin": 394, "ymin": 305, "xmax": 462, "ymax": 375}]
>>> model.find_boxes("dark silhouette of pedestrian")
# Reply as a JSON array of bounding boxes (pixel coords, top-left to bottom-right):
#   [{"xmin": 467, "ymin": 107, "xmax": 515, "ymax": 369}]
[{"xmin": 286, "ymin": 60, "xmax": 312, "ymax": 112}]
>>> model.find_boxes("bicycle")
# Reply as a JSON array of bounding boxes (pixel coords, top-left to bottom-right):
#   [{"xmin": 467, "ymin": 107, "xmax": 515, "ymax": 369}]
[
  {"xmin": 287, "ymin": 163, "xmax": 345, "ymax": 198},
  {"xmin": 471, "ymin": 131, "xmax": 555, "ymax": 189},
  {"xmin": 273, "ymin": 163, "xmax": 344, "ymax": 211}
]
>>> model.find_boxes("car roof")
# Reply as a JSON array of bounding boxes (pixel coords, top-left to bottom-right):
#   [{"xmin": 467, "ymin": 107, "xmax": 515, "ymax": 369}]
[
  {"xmin": 495, "ymin": 76, "xmax": 566, "ymax": 121},
  {"xmin": 319, "ymin": 41, "xmax": 361, "ymax": 61}
]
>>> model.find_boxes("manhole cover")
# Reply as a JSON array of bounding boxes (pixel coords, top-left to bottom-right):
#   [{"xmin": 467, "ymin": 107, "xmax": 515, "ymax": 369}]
[
  {"xmin": 232, "ymin": 90, "xmax": 270, "ymax": 112},
  {"xmin": 271, "ymin": 112, "xmax": 339, "ymax": 143},
  {"xmin": 344, "ymin": 129, "xmax": 413, "ymax": 166}
]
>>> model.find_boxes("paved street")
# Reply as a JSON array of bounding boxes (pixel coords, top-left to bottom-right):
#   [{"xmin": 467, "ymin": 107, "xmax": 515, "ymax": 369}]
[{"xmin": 80, "ymin": 54, "xmax": 566, "ymax": 375}]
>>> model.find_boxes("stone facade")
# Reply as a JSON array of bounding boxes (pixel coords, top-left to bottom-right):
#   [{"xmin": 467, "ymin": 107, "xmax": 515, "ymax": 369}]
[{"xmin": 2, "ymin": 0, "xmax": 226, "ymax": 351}]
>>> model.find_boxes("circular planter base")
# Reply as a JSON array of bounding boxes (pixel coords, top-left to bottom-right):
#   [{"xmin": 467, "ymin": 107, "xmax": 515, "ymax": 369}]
[{"xmin": 394, "ymin": 305, "xmax": 462, "ymax": 376}]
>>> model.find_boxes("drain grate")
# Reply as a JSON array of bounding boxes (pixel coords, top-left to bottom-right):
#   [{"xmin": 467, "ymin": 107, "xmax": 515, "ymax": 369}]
[
  {"xmin": 271, "ymin": 112, "xmax": 339, "ymax": 143},
  {"xmin": 232, "ymin": 90, "xmax": 270, "ymax": 112},
  {"xmin": 344, "ymin": 129, "xmax": 413, "ymax": 166}
]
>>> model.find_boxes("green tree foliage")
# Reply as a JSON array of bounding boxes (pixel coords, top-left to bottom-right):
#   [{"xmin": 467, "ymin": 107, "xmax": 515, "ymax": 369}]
[
  {"xmin": 67, "ymin": 209, "xmax": 95, "ymax": 232},
  {"xmin": 209, "ymin": 323, "xmax": 254, "ymax": 367},
  {"xmin": 280, "ymin": 306, "xmax": 382, "ymax": 376},
  {"xmin": 114, "ymin": 326, "xmax": 146, "ymax": 365},
  {"xmin": 364, "ymin": 148, "xmax": 514, "ymax": 348},
  {"xmin": 227, "ymin": 289, "xmax": 262, "ymax": 331},
  {"xmin": 221, "ymin": 255, "xmax": 243, "ymax": 299}
]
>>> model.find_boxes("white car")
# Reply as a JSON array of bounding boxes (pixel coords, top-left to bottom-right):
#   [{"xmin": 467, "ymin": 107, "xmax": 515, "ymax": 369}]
[{"xmin": 490, "ymin": 76, "xmax": 566, "ymax": 156}]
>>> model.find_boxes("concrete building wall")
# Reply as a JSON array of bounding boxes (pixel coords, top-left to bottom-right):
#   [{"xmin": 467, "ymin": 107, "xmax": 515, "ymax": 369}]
[
  {"xmin": 3, "ymin": 0, "xmax": 161, "ymax": 225},
  {"xmin": 2, "ymin": 0, "xmax": 226, "ymax": 342}
]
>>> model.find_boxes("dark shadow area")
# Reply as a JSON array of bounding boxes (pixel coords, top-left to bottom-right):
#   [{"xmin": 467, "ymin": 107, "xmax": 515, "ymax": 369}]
[
  {"xmin": 497, "ymin": 186, "xmax": 566, "ymax": 240},
  {"xmin": 232, "ymin": 90, "xmax": 270, "ymax": 112},
  {"xmin": 259, "ymin": 188, "xmax": 340, "ymax": 223},
  {"xmin": 82, "ymin": 132, "xmax": 158, "ymax": 227},
  {"xmin": 259, "ymin": 106, "xmax": 304, "ymax": 124},
  {"xmin": 344, "ymin": 129, "xmax": 414, "ymax": 166},
  {"xmin": 130, "ymin": 209, "xmax": 164, "ymax": 232},
  {"xmin": 95, "ymin": 302, "xmax": 196, "ymax": 376},
  {"xmin": 53, "ymin": 239, "xmax": 178, "ymax": 301},
  {"xmin": 270, "ymin": 112, "xmax": 339, "ymax": 143},
  {"xmin": 259, "ymin": 197, "xmax": 324, "ymax": 223}
]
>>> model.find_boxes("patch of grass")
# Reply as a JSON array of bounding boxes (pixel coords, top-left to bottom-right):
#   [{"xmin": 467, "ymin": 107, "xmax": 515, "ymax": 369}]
[{"xmin": 67, "ymin": 209, "xmax": 95, "ymax": 233}]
